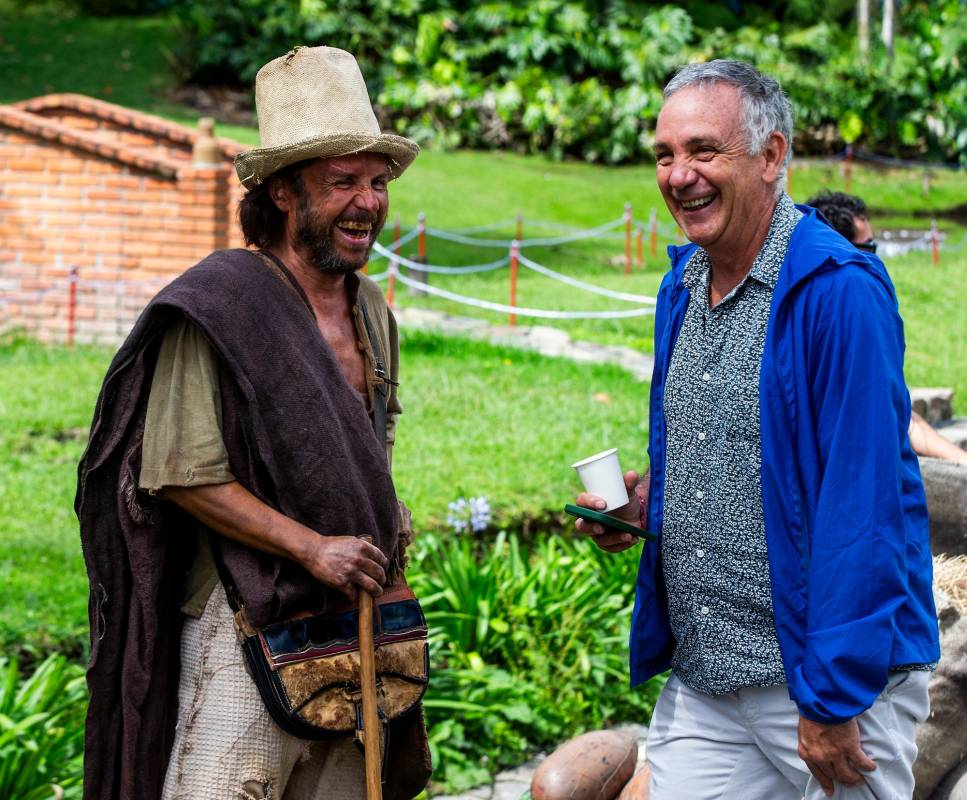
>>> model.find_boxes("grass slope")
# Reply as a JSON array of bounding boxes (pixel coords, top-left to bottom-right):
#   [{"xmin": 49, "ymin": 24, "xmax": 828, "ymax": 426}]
[
  {"xmin": 0, "ymin": 338, "xmax": 111, "ymax": 659},
  {"xmin": 1, "ymin": 3, "xmax": 964, "ymax": 651},
  {"xmin": 0, "ymin": 332, "xmax": 650, "ymax": 658}
]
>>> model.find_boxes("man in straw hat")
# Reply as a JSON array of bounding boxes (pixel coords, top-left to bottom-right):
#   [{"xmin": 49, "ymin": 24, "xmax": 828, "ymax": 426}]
[{"xmin": 77, "ymin": 46, "xmax": 430, "ymax": 800}]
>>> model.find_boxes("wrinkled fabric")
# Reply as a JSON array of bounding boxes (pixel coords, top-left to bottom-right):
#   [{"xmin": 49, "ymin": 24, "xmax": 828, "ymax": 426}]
[
  {"xmin": 632, "ymin": 207, "xmax": 940, "ymax": 724},
  {"xmin": 77, "ymin": 249, "xmax": 430, "ymax": 800},
  {"xmin": 646, "ymin": 671, "xmax": 929, "ymax": 799}
]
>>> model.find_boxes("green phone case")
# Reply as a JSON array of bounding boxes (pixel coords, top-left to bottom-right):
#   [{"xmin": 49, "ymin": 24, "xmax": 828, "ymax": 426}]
[{"xmin": 563, "ymin": 504, "xmax": 657, "ymax": 541}]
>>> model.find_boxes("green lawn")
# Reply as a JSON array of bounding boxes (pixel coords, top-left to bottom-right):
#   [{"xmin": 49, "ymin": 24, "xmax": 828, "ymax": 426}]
[
  {"xmin": 0, "ymin": 9, "xmax": 178, "ymax": 110},
  {"xmin": 0, "ymin": 338, "xmax": 111, "ymax": 660},
  {"xmin": 0, "ymin": 332, "xmax": 650, "ymax": 660},
  {"xmin": 2, "ymin": 6, "xmax": 965, "ymax": 659},
  {"xmin": 1, "ymin": 10, "xmax": 964, "ymax": 793}
]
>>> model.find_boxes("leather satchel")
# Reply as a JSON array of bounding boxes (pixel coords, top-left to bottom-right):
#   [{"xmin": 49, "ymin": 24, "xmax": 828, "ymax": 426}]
[{"xmin": 232, "ymin": 581, "xmax": 429, "ymax": 741}]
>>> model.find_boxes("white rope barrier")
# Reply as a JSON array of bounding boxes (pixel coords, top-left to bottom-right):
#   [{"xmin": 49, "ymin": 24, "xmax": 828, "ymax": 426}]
[
  {"xmin": 516, "ymin": 218, "xmax": 627, "ymax": 248},
  {"xmin": 392, "ymin": 269, "xmax": 654, "ymax": 319},
  {"xmin": 943, "ymin": 232, "xmax": 967, "ymax": 252},
  {"xmin": 366, "ymin": 227, "xmax": 421, "ymax": 261},
  {"xmin": 425, "ymin": 217, "xmax": 626, "ymax": 249},
  {"xmin": 451, "ymin": 217, "xmax": 519, "ymax": 234},
  {"xmin": 371, "ymin": 242, "xmax": 510, "ymax": 274},
  {"xmin": 516, "ymin": 253, "xmax": 657, "ymax": 304},
  {"xmin": 423, "ymin": 228, "xmax": 523, "ymax": 248},
  {"xmin": 0, "ymin": 276, "xmax": 168, "ymax": 298}
]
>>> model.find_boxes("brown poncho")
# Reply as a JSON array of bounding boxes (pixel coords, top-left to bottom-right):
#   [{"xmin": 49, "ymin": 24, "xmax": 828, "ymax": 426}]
[{"xmin": 76, "ymin": 249, "xmax": 431, "ymax": 800}]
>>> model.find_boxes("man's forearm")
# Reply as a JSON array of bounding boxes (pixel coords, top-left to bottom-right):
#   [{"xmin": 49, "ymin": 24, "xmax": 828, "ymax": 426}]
[
  {"xmin": 161, "ymin": 480, "xmax": 315, "ymax": 564},
  {"xmin": 160, "ymin": 480, "xmax": 389, "ymax": 599}
]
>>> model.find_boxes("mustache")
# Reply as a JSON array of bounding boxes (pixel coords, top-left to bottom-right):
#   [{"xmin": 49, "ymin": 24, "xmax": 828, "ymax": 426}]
[{"xmin": 335, "ymin": 211, "xmax": 379, "ymax": 226}]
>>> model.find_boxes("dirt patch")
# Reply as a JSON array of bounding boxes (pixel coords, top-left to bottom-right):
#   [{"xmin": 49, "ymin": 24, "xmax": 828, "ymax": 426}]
[
  {"xmin": 24, "ymin": 426, "xmax": 89, "ymax": 443},
  {"xmin": 911, "ymin": 203, "xmax": 967, "ymax": 224},
  {"xmin": 871, "ymin": 202, "xmax": 967, "ymax": 225},
  {"xmin": 166, "ymin": 84, "xmax": 255, "ymax": 127}
]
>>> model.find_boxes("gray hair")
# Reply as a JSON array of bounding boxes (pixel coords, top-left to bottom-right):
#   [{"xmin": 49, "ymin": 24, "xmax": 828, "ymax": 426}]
[{"xmin": 664, "ymin": 60, "xmax": 794, "ymax": 192}]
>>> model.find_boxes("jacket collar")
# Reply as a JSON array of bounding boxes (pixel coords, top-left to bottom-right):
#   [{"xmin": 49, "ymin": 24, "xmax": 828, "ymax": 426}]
[{"xmin": 666, "ymin": 205, "xmax": 894, "ymax": 306}]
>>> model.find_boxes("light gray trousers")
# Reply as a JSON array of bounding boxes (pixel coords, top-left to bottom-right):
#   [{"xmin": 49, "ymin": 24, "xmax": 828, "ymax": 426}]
[{"xmin": 646, "ymin": 672, "xmax": 930, "ymax": 800}]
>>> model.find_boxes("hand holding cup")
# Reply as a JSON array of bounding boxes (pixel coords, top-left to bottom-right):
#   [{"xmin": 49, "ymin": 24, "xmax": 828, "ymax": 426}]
[{"xmin": 571, "ymin": 448, "xmax": 647, "ymax": 553}]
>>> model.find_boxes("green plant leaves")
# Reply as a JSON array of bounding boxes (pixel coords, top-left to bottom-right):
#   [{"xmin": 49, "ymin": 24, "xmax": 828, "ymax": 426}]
[
  {"xmin": 0, "ymin": 655, "xmax": 86, "ymax": 799},
  {"xmin": 410, "ymin": 530, "xmax": 662, "ymax": 792},
  {"xmin": 165, "ymin": 0, "xmax": 967, "ymax": 164},
  {"xmin": 838, "ymin": 111, "xmax": 864, "ymax": 144}
]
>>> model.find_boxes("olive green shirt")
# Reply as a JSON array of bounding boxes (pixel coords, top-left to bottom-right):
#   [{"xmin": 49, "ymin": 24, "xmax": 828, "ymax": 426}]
[{"xmin": 139, "ymin": 274, "xmax": 401, "ymax": 617}]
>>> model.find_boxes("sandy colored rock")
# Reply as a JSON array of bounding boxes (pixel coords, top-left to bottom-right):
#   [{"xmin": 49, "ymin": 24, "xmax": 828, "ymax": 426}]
[
  {"xmin": 935, "ymin": 759, "xmax": 967, "ymax": 800},
  {"xmin": 910, "ymin": 388, "xmax": 954, "ymax": 425},
  {"xmin": 914, "ymin": 581, "xmax": 967, "ymax": 800},
  {"xmin": 618, "ymin": 763, "xmax": 651, "ymax": 800},
  {"xmin": 531, "ymin": 730, "xmax": 637, "ymax": 800},
  {"xmin": 919, "ymin": 458, "xmax": 967, "ymax": 558}
]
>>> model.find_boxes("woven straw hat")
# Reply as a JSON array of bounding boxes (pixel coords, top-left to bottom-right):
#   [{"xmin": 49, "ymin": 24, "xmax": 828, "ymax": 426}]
[{"xmin": 234, "ymin": 46, "xmax": 419, "ymax": 189}]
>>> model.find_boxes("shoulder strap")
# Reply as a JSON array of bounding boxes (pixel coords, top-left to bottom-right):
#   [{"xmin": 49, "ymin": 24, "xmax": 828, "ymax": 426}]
[{"xmin": 357, "ymin": 293, "xmax": 389, "ymax": 451}]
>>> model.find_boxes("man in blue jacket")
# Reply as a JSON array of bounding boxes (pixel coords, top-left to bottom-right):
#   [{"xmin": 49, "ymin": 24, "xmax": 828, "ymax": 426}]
[{"xmin": 576, "ymin": 60, "xmax": 939, "ymax": 798}]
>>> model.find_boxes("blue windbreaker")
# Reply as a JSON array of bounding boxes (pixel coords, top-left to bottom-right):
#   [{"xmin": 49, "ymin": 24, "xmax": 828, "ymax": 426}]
[{"xmin": 630, "ymin": 206, "xmax": 940, "ymax": 724}]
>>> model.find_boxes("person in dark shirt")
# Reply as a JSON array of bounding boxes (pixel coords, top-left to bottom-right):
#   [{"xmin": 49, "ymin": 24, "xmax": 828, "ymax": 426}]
[{"xmin": 807, "ymin": 190, "xmax": 967, "ymax": 465}]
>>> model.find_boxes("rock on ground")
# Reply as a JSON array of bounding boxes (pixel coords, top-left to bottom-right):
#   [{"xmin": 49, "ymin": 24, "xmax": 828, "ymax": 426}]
[
  {"xmin": 531, "ymin": 730, "xmax": 637, "ymax": 800},
  {"xmin": 920, "ymin": 458, "xmax": 967, "ymax": 558},
  {"xmin": 432, "ymin": 725, "xmax": 648, "ymax": 800}
]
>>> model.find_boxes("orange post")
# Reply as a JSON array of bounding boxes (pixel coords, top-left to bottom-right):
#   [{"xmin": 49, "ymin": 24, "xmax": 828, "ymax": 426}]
[
  {"xmin": 635, "ymin": 227, "xmax": 643, "ymax": 269},
  {"xmin": 515, "ymin": 212, "xmax": 523, "ymax": 242},
  {"xmin": 676, "ymin": 225, "xmax": 684, "ymax": 244},
  {"xmin": 843, "ymin": 145, "xmax": 853, "ymax": 194},
  {"xmin": 509, "ymin": 240, "xmax": 519, "ymax": 327},
  {"xmin": 67, "ymin": 266, "xmax": 78, "ymax": 347},
  {"xmin": 931, "ymin": 219, "xmax": 940, "ymax": 265},
  {"xmin": 649, "ymin": 209, "xmax": 658, "ymax": 257},
  {"xmin": 787, "ymin": 164, "xmax": 794, "ymax": 199},
  {"xmin": 624, "ymin": 202, "xmax": 632, "ymax": 274},
  {"xmin": 417, "ymin": 212, "xmax": 426, "ymax": 260}
]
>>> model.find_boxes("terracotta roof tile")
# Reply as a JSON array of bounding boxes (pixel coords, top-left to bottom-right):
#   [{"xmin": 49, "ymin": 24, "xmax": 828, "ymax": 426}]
[
  {"xmin": 0, "ymin": 104, "xmax": 187, "ymax": 178},
  {"xmin": 10, "ymin": 92, "xmax": 245, "ymax": 160}
]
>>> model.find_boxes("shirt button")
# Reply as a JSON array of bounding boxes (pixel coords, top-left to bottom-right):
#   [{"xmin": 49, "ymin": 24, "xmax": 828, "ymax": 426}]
[
  {"xmin": 702, "ymin": 372, "xmax": 711, "ymax": 382},
  {"xmin": 695, "ymin": 490, "xmax": 704, "ymax": 499},
  {"xmin": 696, "ymin": 548, "xmax": 705, "ymax": 558},
  {"xmin": 697, "ymin": 432, "xmax": 707, "ymax": 441},
  {"xmin": 700, "ymin": 606, "xmax": 710, "ymax": 615}
]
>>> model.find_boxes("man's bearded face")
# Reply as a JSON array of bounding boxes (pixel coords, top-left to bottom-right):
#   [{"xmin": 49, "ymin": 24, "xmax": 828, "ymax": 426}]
[
  {"xmin": 292, "ymin": 194, "xmax": 385, "ymax": 274},
  {"xmin": 289, "ymin": 154, "xmax": 390, "ymax": 274}
]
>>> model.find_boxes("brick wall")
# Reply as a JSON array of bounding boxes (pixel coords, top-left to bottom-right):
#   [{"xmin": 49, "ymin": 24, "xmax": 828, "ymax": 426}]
[{"xmin": 0, "ymin": 94, "xmax": 246, "ymax": 345}]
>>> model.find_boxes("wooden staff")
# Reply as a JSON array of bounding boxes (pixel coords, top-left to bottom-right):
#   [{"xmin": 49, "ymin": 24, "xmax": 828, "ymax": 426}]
[{"xmin": 358, "ymin": 537, "xmax": 383, "ymax": 800}]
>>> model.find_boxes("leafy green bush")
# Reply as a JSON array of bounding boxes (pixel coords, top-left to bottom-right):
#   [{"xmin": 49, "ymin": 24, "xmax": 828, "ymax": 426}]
[
  {"xmin": 0, "ymin": 655, "xmax": 86, "ymax": 799},
  {"xmin": 411, "ymin": 530, "xmax": 663, "ymax": 792},
  {"xmin": 167, "ymin": 0, "xmax": 967, "ymax": 164}
]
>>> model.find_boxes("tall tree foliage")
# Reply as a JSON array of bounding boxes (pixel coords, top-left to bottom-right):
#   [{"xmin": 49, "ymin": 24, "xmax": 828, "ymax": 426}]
[{"xmin": 169, "ymin": 1, "xmax": 967, "ymax": 163}]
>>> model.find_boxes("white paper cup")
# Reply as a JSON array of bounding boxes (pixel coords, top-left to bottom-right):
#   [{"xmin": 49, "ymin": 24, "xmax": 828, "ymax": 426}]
[{"xmin": 571, "ymin": 447, "xmax": 627, "ymax": 511}]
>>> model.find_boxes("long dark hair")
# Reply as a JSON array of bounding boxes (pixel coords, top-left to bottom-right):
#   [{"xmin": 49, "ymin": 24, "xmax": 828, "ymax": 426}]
[{"xmin": 237, "ymin": 159, "xmax": 315, "ymax": 248}]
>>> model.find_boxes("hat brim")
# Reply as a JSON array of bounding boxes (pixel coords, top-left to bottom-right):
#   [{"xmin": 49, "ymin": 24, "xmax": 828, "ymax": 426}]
[{"xmin": 234, "ymin": 132, "xmax": 419, "ymax": 189}]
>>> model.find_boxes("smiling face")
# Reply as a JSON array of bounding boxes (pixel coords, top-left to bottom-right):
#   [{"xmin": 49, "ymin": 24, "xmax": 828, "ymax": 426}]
[
  {"xmin": 654, "ymin": 83, "xmax": 786, "ymax": 269},
  {"xmin": 278, "ymin": 153, "xmax": 390, "ymax": 274}
]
